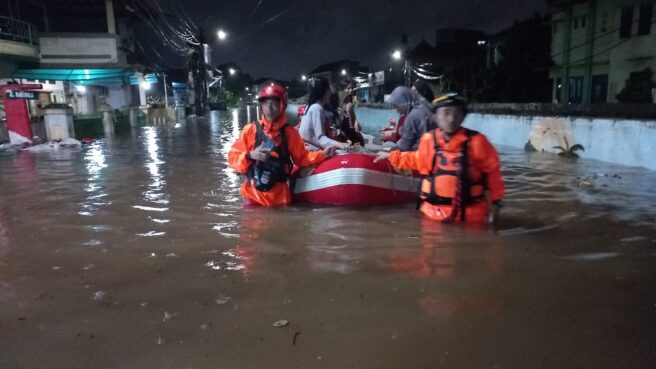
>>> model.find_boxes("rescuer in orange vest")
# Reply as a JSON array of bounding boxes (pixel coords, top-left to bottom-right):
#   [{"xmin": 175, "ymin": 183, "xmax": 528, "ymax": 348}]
[
  {"xmin": 228, "ymin": 84, "xmax": 336, "ymax": 206},
  {"xmin": 375, "ymin": 93, "xmax": 505, "ymax": 223}
]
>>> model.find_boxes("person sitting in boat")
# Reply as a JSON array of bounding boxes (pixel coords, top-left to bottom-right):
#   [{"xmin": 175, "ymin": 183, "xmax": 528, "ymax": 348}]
[
  {"xmin": 375, "ymin": 93, "xmax": 505, "ymax": 223},
  {"xmin": 385, "ymin": 86, "xmax": 436, "ymax": 151},
  {"xmin": 228, "ymin": 84, "xmax": 336, "ymax": 206},
  {"xmin": 411, "ymin": 79, "xmax": 435, "ymax": 104},
  {"xmin": 379, "ymin": 80, "xmax": 433, "ymax": 144},
  {"xmin": 380, "ymin": 105, "xmax": 408, "ymax": 144},
  {"xmin": 340, "ymin": 81, "xmax": 364, "ymax": 133},
  {"xmin": 335, "ymin": 81, "xmax": 365, "ymax": 146},
  {"xmin": 298, "ymin": 77, "xmax": 351, "ymax": 151}
]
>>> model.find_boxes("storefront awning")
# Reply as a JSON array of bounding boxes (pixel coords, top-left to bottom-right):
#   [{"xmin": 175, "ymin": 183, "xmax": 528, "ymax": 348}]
[{"xmin": 11, "ymin": 68, "xmax": 135, "ymax": 85}]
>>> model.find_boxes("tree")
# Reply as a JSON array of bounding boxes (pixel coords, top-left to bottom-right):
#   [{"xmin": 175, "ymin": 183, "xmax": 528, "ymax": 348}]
[
  {"xmin": 616, "ymin": 68, "xmax": 655, "ymax": 103},
  {"xmin": 480, "ymin": 14, "xmax": 553, "ymax": 102}
]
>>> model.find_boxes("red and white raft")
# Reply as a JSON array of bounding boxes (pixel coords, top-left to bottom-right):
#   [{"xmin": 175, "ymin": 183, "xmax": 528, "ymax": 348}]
[{"xmin": 293, "ymin": 153, "xmax": 420, "ymax": 206}]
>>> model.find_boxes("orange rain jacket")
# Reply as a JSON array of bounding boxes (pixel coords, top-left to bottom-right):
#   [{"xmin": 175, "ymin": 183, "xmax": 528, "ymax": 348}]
[
  {"xmin": 228, "ymin": 113, "xmax": 325, "ymax": 206},
  {"xmin": 388, "ymin": 127, "xmax": 505, "ymax": 222}
]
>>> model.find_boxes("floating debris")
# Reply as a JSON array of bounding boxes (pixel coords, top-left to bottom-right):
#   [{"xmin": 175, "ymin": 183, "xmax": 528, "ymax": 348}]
[
  {"xmin": 215, "ymin": 295, "xmax": 232, "ymax": 305},
  {"xmin": 273, "ymin": 320, "xmax": 289, "ymax": 327},
  {"xmin": 162, "ymin": 311, "xmax": 177, "ymax": 322},
  {"xmin": 92, "ymin": 291, "xmax": 107, "ymax": 301},
  {"xmin": 620, "ymin": 236, "xmax": 648, "ymax": 243},
  {"xmin": 561, "ymin": 252, "xmax": 622, "ymax": 261}
]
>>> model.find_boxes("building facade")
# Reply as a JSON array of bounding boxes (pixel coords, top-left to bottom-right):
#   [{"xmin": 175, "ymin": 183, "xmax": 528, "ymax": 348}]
[{"xmin": 550, "ymin": 0, "xmax": 656, "ymax": 103}]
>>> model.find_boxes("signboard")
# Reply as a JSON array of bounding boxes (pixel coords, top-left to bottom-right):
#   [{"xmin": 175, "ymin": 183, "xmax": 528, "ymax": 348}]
[
  {"xmin": 129, "ymin": 73, "xmax": 159, "ymax": 85},
  {"xmin": 373, "ymin": 71, "xmax": 385, "ymax": 86},
  {"xmin": 5, "ymin": 90, "xmax": 38, "ymax": 100}
]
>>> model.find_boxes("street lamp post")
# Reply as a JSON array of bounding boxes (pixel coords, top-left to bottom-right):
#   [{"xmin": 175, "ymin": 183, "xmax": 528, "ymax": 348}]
[{"xmin": 391, "ymin": 50, "xmax": 411, "ymax": 86}]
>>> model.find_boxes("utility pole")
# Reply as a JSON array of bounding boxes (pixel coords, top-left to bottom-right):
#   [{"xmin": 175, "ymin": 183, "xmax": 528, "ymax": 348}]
[
  {"xmin": 162, "ymin": 73, "xmax": 169, "ymax": 107},
  {"xmin": 192, "ymin": 27, "xmax": 208, "ymax": 116}
]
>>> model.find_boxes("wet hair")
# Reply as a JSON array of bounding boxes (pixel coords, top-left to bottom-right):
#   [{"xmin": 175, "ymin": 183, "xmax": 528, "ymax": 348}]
[
  {"xmin": 412, "ymin": 79, "xmax": 435, "ymax": 103},
  {"xmin": 307, "ymin": 77, "xmax": 330, "ymax": 106}
]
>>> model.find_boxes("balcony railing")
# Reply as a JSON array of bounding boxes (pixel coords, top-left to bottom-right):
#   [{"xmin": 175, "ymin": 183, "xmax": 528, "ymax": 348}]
[{"xmin": 0, "ymin": 16, "xmax": 39, "ymax": 46}]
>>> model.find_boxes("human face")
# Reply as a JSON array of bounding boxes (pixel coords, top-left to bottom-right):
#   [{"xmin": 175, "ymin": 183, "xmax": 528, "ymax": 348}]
[
  {"xmin": 395, "ymin": 105, "xmax": 408, "ymax": 115},
  {"xmin": 435, "ymin": 106, "xmax": 464, "ymax": 134},
  {"xmin": 260, "ymin": 98, "xmax": 281, "ymax": 121}
]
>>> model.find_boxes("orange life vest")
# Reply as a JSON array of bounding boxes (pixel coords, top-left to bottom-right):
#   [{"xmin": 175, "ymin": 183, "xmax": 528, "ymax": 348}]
[{"xmin": 419, "ymin": 128, "xmax": 487, "ymax": 221}]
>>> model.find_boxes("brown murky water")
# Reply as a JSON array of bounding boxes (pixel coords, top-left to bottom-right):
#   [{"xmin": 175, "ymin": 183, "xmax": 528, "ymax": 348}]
[{"xmin": 1, "ymin": 108, "xmax": 655, "ymax": 369}]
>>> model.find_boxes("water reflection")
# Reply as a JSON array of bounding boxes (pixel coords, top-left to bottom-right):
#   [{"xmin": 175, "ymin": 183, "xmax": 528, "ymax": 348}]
[
  {"xmin": 80, "ymin": 142, "xmax": 108, "ymax": 216},
  {"xmin": 143, "ymin": 127, "xmax": 168, "ymax": 205}
]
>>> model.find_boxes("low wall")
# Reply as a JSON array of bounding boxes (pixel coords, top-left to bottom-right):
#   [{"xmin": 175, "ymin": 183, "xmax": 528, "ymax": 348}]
[{"xmin": 289, "ymin": 103, "xmax": 656, "ymax": 171}]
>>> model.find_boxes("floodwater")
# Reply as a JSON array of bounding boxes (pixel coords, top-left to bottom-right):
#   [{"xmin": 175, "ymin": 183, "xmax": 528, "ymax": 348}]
[{"xmin": 1, "ymin": 107, "xmax": 655, "ymax": 369}]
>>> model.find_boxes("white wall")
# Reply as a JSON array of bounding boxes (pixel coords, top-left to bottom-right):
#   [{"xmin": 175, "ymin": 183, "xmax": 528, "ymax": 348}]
[
  {"xmin": 39, "ymin": 34, "xmax": 119, "ymax": 65},
  {"xmin": 106, "ymin": 85, "xmax": 130, "ymax": 109},
  {"xmin": 345, "ymin": 105, "xmax": 656, "ymax": 171}
]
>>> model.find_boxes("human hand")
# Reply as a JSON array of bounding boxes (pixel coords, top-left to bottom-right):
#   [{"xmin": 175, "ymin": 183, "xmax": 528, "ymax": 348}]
[
  {"xmin": 338, "ymin": 141, "xmax": 351, "ymax": 150},
  {"xmin": 249, "ymin": 143, "xmax": 271, "ymax": 161},
  {"xmin": 323, "ymin": 146, "xmax": 337, "ymax": 158},
  {"xmin": 373, "ymin": 151, "xmax": 390, "ymax": 163}
]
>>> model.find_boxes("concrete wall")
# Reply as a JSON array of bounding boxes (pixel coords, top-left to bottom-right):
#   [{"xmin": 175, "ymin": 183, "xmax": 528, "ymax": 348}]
[
  {"xmin": 106, "ymin": 85, "xmax": 132, "ymax": 109},
  {"xmin": 304, "ymin": 104, "xmax": 656, "ymax": 171}
]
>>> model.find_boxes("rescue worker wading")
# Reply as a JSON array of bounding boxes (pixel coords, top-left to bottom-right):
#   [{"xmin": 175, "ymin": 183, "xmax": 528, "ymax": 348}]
[
  {"xmin": 375, "ymin": 93, "xmax": 505, "ymax": 223},
  {"xmin": 228, "ymin": 84, "xmax": 336, "ymax": 206}
]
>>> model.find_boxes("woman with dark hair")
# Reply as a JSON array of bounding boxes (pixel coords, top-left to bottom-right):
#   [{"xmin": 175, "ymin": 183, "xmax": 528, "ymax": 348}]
[
  {"xmin": 299, "ymin": 77, "xmax": 350, "ymax": 150},
  {"xmin": 412, "ymin": 79, "xmax": 435, "ymax": 103},
  {"xmin": 339, "ymin": 81, "xmax": 365, "ymax": 146}
]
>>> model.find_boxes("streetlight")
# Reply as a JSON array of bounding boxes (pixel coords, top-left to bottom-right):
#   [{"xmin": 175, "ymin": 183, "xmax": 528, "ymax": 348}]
[
  {"xmin": 301, "ymin": 75, "xmax": 307, "ymax": 81},
  {"xmin": 141, "ymin": 81, "xmax": 151, "ymax": 90},
  {"xmin": 229, "ymin": 68, "xmax": 236, "ymax": 75},
  {"xmin": 392, "ymin": 50, "xmax": 402, "ymax": 60},
  {"xmin": 217, "ymin": 29, "xmax": 227, "ymax": 41},
  {"xmin": 341, "ymin": 69, "xmax": 347, "ymax": 76}
]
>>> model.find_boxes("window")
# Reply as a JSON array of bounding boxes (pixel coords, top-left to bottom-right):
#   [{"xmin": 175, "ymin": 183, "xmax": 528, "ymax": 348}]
[
  {"xmin": 573, "ymin": 18, "xmax": 579, "ymax": 29},
  {"xmin": 568, "ymin": 76, "xmax": 583, "ymax": 104},
  {"xmin": 591, "ymin": 75, "xmax": 608, "ymax": 103},
  {"xmin": 600, "ymin": 11, "xmax": 609, "ymax": 32},
  {"xmin": 553, "ymin": 23, "xmax": 557, "ymax": 34},
  {"xmin": 620, "ymin": 6, "xmax": 634, "ymax": 38},
  {"xmin": 638, "ymin": 2, "xmax": 653, "ymax": 35},
  {"xmin": 581, "ymin": 16, "xmax": 586, "ymax": 28}
]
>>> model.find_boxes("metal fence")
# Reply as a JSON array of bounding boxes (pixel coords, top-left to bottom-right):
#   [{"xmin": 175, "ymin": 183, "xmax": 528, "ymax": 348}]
[{"xmin": 0, "ymin": 16, "xmax": 39, "ymax": 46}]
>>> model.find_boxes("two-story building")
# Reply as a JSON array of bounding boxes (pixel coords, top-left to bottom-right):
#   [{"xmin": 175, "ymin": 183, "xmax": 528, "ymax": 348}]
[
  {"xmin": 549, "ymin": 0, "xmax": 656, "ymax": 103},
  {"xmin": 1, "ymin": 0, "xmax": 148, "ymax": 118}
]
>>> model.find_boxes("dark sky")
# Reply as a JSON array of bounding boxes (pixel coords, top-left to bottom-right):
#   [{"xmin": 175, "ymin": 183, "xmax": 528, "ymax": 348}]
[{"xmin": 183, "ymin": 0, "xmax": 550, "ymax": 80}]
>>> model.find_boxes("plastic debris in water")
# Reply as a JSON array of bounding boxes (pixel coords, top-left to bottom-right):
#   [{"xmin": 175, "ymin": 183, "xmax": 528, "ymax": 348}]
[
  {"xmin": 162, "ymin": 311, "xmax": 177, "ymax": 321},
  {"xmin": 82, "ymin": 264, "xmax": 95, "ymax": 271},
  {"xmin": 215, "ymin": 295, "xmax": 232, "ymax": 305},
  {"xmin": 273, "ymin": 320, "xmax": 289, "ymax": 327},
  {"xmin": 92, "ymin": 291, "xmax": 107, "ymax": 301}
]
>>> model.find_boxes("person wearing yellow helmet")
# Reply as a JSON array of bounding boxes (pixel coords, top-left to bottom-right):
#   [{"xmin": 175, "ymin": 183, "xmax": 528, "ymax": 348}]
[{"xmin": 376, "ymin": 93, "xmax": 505, "ymax": 223}]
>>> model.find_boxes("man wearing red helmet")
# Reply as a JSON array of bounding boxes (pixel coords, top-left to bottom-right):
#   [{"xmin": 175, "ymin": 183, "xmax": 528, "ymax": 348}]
[{"xmin": 228, "ymin": 84, "xmax": 337, "ymax": 206}]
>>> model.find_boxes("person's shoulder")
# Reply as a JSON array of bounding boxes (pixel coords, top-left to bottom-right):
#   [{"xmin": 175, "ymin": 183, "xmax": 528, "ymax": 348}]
[
  {"xmin": 466, "ymin": 129, "xmax": 495, "ymax": 150},
  {"xmin": 243, "ymin": 122, "xmax": 257, "ymax": 131}
]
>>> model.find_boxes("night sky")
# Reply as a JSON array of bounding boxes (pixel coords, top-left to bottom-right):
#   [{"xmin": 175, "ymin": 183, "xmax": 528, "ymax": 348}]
[{"xmin": 182, "ymin": 0, "xmax": 550, "ymax": 80}]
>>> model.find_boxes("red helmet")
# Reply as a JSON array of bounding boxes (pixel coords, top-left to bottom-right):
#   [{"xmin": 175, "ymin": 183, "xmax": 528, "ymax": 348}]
[{"xmin": 257, "ymin": 84, "xmax": 288, "ymax": 108}]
